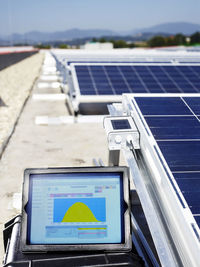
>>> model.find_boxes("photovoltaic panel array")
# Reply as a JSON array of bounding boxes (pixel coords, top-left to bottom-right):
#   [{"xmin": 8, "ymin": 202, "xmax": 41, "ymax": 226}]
[
  {"xmin": 135, "ymin": 96, "xmax": 200, "ymax": 228},
  {"xmin": 74, "ymin": 65, "xmax": 200, "ymax": 95}
]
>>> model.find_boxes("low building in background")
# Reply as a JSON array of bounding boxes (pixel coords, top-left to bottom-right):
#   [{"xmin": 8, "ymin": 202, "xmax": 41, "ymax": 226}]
[{"xmin": 81, "ymin": 42, "xmax": 113, "ymax": 50}]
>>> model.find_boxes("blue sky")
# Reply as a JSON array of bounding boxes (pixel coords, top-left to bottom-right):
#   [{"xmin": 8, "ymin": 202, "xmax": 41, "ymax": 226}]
[{"xmin": 1, "ymin": 0, "xmax": 200, "ymax": 35}]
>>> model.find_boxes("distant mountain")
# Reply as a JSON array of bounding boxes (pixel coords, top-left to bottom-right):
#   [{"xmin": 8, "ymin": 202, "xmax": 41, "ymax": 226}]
[
  {"xmin": 0, "ymin": 38, "xmax": 9, "ymax": 46},
  {"xmin": 131, "ymin": 22, "xmax": 200, "ymax": 36},
  {"xmin": 0, "ymin": 22, "xmax": 200, "ymax": 45},
  {"xmin": 2, "ymin": 28, "xmax": 116, "ymax": 44}
]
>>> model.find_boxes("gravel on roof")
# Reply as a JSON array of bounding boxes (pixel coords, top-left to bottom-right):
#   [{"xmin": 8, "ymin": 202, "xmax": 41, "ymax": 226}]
[{"xmin": 0, "ymin": 52, "xmax": 44, "ymax": 156}]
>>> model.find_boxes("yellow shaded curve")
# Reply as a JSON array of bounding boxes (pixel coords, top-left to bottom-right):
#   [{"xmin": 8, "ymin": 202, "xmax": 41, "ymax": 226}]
[{"xmin": 62, "ymin": 202, "xmax": 99, "ymax": 222}]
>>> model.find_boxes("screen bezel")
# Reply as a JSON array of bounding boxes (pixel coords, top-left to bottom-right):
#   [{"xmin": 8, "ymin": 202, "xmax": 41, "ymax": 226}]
[{"xmin": 21, "ymin": 167, "xmax": 131, "ymax": 252}]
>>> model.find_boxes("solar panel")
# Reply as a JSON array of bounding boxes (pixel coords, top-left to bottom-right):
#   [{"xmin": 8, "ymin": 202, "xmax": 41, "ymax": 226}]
[
  {"xmin": 135, "ymin": 96, "xmax": 200, "ymax": 228},
  {"xmin": 111, "ymin": 119, "xmax": 131, "ymax": 130},
  {"xmin": 74, "ymin": 65, "xmax": 200, "ymax": 96},
  {"xmin": 144, "ymin": 116, "xmax": 200, "ymax": 140}
]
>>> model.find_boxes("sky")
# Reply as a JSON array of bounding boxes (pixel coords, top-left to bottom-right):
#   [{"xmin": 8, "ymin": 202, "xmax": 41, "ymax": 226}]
[{"xmin": 0, "ymin": 0, "xmax": 200, "ymax": 36}]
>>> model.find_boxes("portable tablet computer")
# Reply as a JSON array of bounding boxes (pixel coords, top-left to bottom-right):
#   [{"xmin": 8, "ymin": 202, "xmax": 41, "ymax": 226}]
[{"xmin": 21, "ymin": 167, "xmax": 131, "ymax": 252}]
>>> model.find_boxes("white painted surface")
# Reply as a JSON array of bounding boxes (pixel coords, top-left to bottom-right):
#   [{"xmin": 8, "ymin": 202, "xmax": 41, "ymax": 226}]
[
  {"xmin": 35, "ymin": 116, "xmax": 74, "ymax": 125},
  {"xmin": 40, "ymin": 75, "xmax": 60, "ymax": 81},
  {"xmin": 37, "ymin": 82, "xmax": 61, "ymax": 89},
  {"xmin": 32, "ymin": 94, "xmax": 66, "ymax": 101}
]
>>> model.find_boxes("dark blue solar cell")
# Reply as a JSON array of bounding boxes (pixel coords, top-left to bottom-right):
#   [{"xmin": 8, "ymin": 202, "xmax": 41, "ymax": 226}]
[
  {"xmin": 175, "ymin": 82, "xmax": 193, "ymax": 87},
  {"xmin": 93, "ymin": 77, "xmax": 108, "ymax": 83},
  {"xmin": 91, "ymin": 72, "xmax": 105, "ymax": 77},
  {"xmin": 173, "ymin": 172, "xmax": 200, "ymax": 180},
  {"xmin": 145, "ymin": 82, "xmax": 161, "ymax": 88},
  {"xmin": 130, "ymin": 84, "xmax": 146, "ymax": 89},
  {"xmin": 176, "ymin": 87, "xmax": 197, "ymax": 93},
  {"xmin": 194, "ymin": 216, "xmax": 200, "ymax": 227},
  {"xmin": 149, "ymin": 89, "xmax": 164, "ymax": 93},
  {"xmin": 182, "ymin": 88, "xmax": 198, "ymax": 93},
  {"xmin": 76, "ymin": 71, "xmax": 90, "ymax": 76},
  {"xmin": 77, "ymin": 76, "xmax": 92, "ymax": 81},
  {"xmin": 179, "ymin": 66, "xmax": 190, "ymax": 71},
  {"xmin": 123, "ymin": 73, "xmax": 137, "ymax": 77},
  {"xmin": 162, "ymin": 87, "xmax": 180, "ymax": 93},
  {"xmin": 190, "ymin": 66, "xmax": 200, "ymax": 73},
  {"xmin": 175, "ymin": 177, "xmax": 200, "ymax": 193},
  {"xmin": 89, "ymin": 66, "xmax": 103, "ymax": 71},
  {"xmin": 188, "ymin": 78, "xmax": 200, "ymax": 82},
  {"xmin": 111, "ymin": 81, "xmax": 126, "ymax": 85},
  {"xmin": 106, "ymin": 76, "xmax": 119, "ymax": 81},
  {"xmin": 145, "ymin": 87, "xmax": 162, "ymax": 92},
  {"xmin": 95, "ymin": 84, "xmax": 111, "ymax": 89},
  {"xmin": 92, "ymin": 72, "xmax": 106, "ymax": 76},
  {"xmin": 79, "ymin": 86, "xmax": 92, "ymax": 90},
  {"xmin": 78, "ymin": 81, "xmax": 92, "ymax": 86},
  {"xmin": 105, "ymin": 70, "xmax": 119, "ymax": 75},
  {"xmin": 163, "ymin": 66, "xmax": 176, "ymax": 71},
  {"xmin": 112, "ymin": 85, "xmax": 128, "ymax": 91},
  {"xmin": 161, "ymin": 82, "xmax": 178, "ymax": 88},
  {"xmin": 172, "ymin": 172, "xmax": 200, "ymax": 217},
  {"xmin": 191, "ymin": 207, "xmax": 200, "ymax": 215},
  {"xmin": 157, "ymin": 77, "xmax": 171, "ymax": 82},
  {"xmin": 78, "ymin": 79, "xmax": 92, "ymax": 84},
  {"xmin": 193, "ymin": 86, "xmax": 200, "ymax": 92},
  {"xmin": 183, "ymin": 97, "xmax": 200, "ymax": 115},
  {"xmin": 148, "ymin": 66, "xmax": 162, "ymax": 70},
  {"xmin": 165, "ymin": 90, "xmax": 183, "ymax": 93},
  {"xmin": 170, "ymin": 72, "xmax": 182, "ymax": 76},
  {"xmin": 119, "ymin": 66, "xmax": 133, "ymax": 71},
  {"xmin": 142, "ymin": 78, "xmax": 156, "ymax": 83},
  {"xmin": 145, "ymin": 116, "xmax": 200, "ymax": 140},
  {"xmin": 131, "ymin": 84, "xmax": 146, "ymax": 89},
  {"xmin": 111, "ymin": 119, "xmax": 131, "ymax": 130},
  {"xmin": 127, "ymin": 80, "xmax": 142, "ymax": 85},
  {"xmin": 79, "ymin": 87, "xmax": 96, "ymax": 93},
  {"xmin": 135, "ymin": 97, "xmax": 192, "ymax": 116},
  {"xmin": 109, "ymin": 79, "xmax": 124, "ymax": 83},
  {"xmin": 96, "ymin": 91, "xmax": 111, "ymax": 95},
  {"xmin": 75, "ymin": 66, "xmax": 89, "ymax": 71},
  {"xmin": 115, "ymin": 88, "xmax": 130, "ymax": 94},
  {"xmin": 81, "ymin": 91, "xmax": 96, "ymax": 95},
  {"xmin": 173, "ymin": 171, "xmax": 200, "ymax": 185},
  {"xmin": 105, "ymin": 66, "xmax": 118, "ymax": 70},
  {"xmin": 156, "ymin": 76, "xmax": 169, "ymax": 80},
  {"xmin": 132, "ymin": 66, "xmax": 148, "ymax": 71},
  {"xmin": 96, "ymin": 84, "xmax": 112, "ymax": 90},
  {"xmin": 157, "ymin": 140, "xmax": 200, "ymax": 171},
  {"xmin": 182, "ymin": 192, "xmax": 200, "ymax": 207},
  {"xmin": 128, "ymin": 80, "xmax": 143, "ymax": 85},
  {"xmin": 127, "ymin": 81, "xmax": 143, "ymax": 87},
  {"xmin": 130, "ymin": 88, "xmax": 148, "ymax": 93}
]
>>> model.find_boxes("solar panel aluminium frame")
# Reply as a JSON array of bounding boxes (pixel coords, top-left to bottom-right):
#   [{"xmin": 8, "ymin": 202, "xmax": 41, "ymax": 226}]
[
  {"xmin": 122, "ymin": 93, "xmax": 200, "ymax": 266},
  {"xmin": 51, "ymin": 48, "xmax": 200, "ymax": 63},
  {"xmin": 65, "ymin": 57, "xmax": 200, "ymax": 65},
  {"xmin": 21, "ymin": 166, "xmax": 132, "ymax": 253}
]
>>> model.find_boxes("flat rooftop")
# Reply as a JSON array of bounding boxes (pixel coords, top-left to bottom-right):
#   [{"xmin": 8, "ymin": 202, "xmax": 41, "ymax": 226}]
[{"xmin": 0, "ymin": 52, "xmax": 109, "ymax": 261}]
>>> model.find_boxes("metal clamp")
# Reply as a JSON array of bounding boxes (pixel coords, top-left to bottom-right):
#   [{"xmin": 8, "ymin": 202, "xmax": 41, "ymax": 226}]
[{"xmin": 103, "ymin": 116, "xmax": 140, "ymax": 166}]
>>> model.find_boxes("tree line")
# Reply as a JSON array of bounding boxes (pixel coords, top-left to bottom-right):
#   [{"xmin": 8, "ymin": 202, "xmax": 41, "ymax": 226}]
[
  {"xmin": 35, "ymin": 32, "xmax": 200, "ymax": 49},
  {"xmin": 147, "ymin": 32, "xmax": 200, "ymax": 47},
  {"xmin": 95, "ymin": 32, "xmax": 200, "ymax": 48}
]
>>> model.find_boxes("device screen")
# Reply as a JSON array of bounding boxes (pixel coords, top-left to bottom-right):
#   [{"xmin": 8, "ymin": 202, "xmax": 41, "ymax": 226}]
[{"xmin": 27, "ymin": 172, "xmax": 124, "ymax": 245}]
